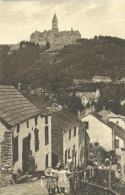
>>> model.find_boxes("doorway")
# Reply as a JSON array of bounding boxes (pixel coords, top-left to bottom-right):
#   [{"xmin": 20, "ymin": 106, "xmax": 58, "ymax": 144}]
[{"xmin": 22, "ymin": 134, "xmax": 31, "ymax": 173}]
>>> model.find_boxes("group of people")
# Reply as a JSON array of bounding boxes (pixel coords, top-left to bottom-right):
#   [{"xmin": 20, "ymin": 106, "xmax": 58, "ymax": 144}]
[{"xmin": 44, "ymin": 164, "xmax": 71, "ymax": 194}]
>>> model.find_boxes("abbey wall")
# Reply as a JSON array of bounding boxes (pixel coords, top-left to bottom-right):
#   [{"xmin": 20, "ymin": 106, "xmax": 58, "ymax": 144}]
[{"xmin": 30, "ymin": 14, "xmax": 81, "ymax": 49}]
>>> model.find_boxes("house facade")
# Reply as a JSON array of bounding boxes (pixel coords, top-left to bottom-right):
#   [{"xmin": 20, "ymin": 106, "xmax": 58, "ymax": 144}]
[
  {"xmin": 76, "ymin": 89, "xmax": 100, "ymax": 106},
  {"xmin": 92, "ymin": 76, "xmax": 112, "ymax": 83},
  {"xmin": 0, "ymin": 85, "xmax": 51, "ymax": 174},
  {"xmin": 80, "ymin": 111, "xmax": 125, "ymax": 180},
  {"xmin": 99, "ymin": 108, "xmax": 125, "ymax": 129},
  {"xmin": 81, "ymin": 112, "xmax": 114, "ymax": 151},
  {"xmin": 52, "ymin": 111, "xmax": 89, "ymax": 169}
]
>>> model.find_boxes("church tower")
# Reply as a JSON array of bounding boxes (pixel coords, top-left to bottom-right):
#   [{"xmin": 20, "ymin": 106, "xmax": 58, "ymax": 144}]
[{"xmin": 52, "ymin": 13, "xmax": 59, "ymax": 34}]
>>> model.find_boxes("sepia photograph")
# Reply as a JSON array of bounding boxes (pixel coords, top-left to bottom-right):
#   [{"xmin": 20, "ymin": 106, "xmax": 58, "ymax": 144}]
[{"xmin": 0, "ymin": 0, "xmax": 125, "ymax": 194}]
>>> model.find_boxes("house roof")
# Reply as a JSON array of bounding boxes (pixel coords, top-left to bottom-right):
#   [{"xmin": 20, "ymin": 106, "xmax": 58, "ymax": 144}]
[
  {"xmin": 0, "ymin": 85, "xmax": 41, "ymax": 128},
  {"xmin": 99, "ymin": 109, "xmax": 125, "ymax": 119},
  {"xmin": 107, "ymin": 122, "xmax": 125, "ymax": 140},
  {"xmin": 52, "ymin": 110, "xmax": 85, "ymax": 131},
  {"xmin": 99, "ymin": 110, "xmax": 117, "ymax": 118},
  {"xmin": 76, "ymin": 92, "xmax": 95, "ymax": 101}
]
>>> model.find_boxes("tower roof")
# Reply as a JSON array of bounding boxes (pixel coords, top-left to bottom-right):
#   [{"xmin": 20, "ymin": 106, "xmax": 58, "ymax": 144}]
[{"xmin": 52, "ymin": 13, "xmax": 58, "ymax": 23}]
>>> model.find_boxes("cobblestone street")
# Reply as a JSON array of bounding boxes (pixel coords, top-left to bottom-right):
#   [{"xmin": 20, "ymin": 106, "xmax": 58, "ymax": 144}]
[{"xmin": 0, "ymin": 180, "xmax": 48, "ymax": 195}]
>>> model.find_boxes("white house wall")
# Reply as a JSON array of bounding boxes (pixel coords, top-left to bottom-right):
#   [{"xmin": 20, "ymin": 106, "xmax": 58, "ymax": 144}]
[
  {"xmin": 81, "ymin": 115, "xmax": 113, "ymax": 151},
  {"xmin": 63, "ymin": 127, "xmax": 79, "ymax": 166},
  {"xmin": 13, "ymin": 115, "xmax": 51, "ymax": 172}
]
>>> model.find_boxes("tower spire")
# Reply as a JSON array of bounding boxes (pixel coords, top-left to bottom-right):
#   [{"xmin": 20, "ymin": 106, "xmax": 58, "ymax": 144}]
[{"xmin": 52, "ymin": 13, "xmax": 59, "ymax": 34}]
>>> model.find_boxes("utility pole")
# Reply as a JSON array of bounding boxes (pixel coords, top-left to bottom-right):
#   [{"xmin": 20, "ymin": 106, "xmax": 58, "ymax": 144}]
[{"xmin": 108, "ymin": 156, "xmax": 112, "ymax": 189}]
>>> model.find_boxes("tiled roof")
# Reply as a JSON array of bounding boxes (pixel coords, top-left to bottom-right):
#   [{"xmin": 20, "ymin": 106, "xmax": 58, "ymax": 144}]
[
  {"xmin": 0, "ymin": 85, "xmax": 41, "ymax": 128},
  {"xmin": 52, "ymin": 110, "xmax": 85, "ymax": 131},
  {"xmin": 108, "ymin": 121, "xmax": 125, "ymax": 140},
  {"xmin": 99, "ymin": 110, "xmax": 116, "ymax": 118}
]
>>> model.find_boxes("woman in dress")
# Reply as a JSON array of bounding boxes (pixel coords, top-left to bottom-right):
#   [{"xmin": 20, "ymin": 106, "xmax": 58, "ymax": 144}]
[
  {"xmin": 45, "ymin": 168, "xmax": 58, "ymax": 194},
  {"xmin": 57, "ymin": 164, "xmax": 71, "ymax": 194}
]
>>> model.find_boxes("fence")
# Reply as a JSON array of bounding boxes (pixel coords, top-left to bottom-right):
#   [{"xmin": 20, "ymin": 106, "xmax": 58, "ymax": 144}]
[
  {"xmin": 70, "ymin": 178, "xmax": 120, "ymax": 195},
  {"xmin": 69, "ymin": 168, "xmax": 119, "ymax": 195},
  {"xmin": 78, "ymin": 168, "xmax": 115, "ymax": 183}
]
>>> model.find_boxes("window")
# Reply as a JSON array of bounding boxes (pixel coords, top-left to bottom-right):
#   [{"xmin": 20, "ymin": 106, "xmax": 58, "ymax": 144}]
[
  {"xmin": 46, "ymin": 154, "xmax": 48, "ymax": 168},
  {"xmin": 27, "ymin": 120, "xmax": 29, "ymax": 128},
  {"xmin": 69, "ymin": 129, "xmax": 71, "ymax": 140},
  {"xmin": 13, "ymin": 136, "xmax": 18, "ymax": 165},
  {"xmin": 35, "ymin": 117, "xmax": 38, "ymax": 126},
  {"xmin": 74, "ymin": 127, "xmax": 76, "ymax": 137},
  {"xmin": 65, "ymin": 150, "xmax": 67, "ymax": 164},
  {"xmin": 45, "ymin": 126, "xmax": 49, "ymax": 145},
  {"xmin": 73, "ymin": 144, "xmax": 75, "ymax": 152},
  {"xmin": 84, "ymin": 121, "xmax": 89, "ymax": 129},
  {"xmin": 34, "ymin": 128, "xmax": 39, "ymax": 152},
  {"xmin": 17, "ymin": 124, "xmax": 20, "ymax": 133},
  {"xmin": 45, "ymin": 116, "xmax": 48, "ymax": 125},
  {"xmin": 68, "ymin": 149, "xmax": 70, "ymax": 158},
  {"xmin": 115, "ymin": 139, "xmax": 119, "ymax": 149}
]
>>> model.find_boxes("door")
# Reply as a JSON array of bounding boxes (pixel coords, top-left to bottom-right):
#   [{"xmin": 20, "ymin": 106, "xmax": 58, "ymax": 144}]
[{"xmin": 22, "ymin": 134, "xmax": 31, "ymax": 173}]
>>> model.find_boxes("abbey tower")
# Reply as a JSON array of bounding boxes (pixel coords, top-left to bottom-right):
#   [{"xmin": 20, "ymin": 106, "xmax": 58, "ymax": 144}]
[
  {"xmin": 51, "ymin": 13, "xmax": 59, "ymax": 34},
  {"xmin": 30, "ymin": 14, "xmax": 81, "ymax": 49}
]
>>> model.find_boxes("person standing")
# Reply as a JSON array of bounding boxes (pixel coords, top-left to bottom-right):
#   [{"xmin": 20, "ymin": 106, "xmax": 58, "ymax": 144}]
[
  {"xmin": 45, "ymin": 168, "xmax": 57, "ymax": 194},
  {"xmin": 57, "ymin": 164, "xmax": 71, "ymax": 194}
]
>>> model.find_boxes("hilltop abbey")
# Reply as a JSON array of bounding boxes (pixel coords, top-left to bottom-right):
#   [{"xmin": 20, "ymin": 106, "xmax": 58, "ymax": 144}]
[{"xmin": 30, "ymin": 14, "xmax": 81, "ymax": 49}]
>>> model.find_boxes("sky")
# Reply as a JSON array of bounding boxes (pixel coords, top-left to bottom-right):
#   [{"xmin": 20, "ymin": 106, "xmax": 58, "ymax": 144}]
[{"xmin": 0, "ymin": 0, "xmax": 125, "ymax": 44}]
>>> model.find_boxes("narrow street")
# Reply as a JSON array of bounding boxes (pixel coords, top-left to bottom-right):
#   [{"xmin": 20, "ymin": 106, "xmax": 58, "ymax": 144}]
[
  {"xmin": 0, "ymin": 179, "xmax": 71, "ymax": 195},
  {"xmin": 0, "ymin": 180, "xmax": 48, "ymax": 195}
]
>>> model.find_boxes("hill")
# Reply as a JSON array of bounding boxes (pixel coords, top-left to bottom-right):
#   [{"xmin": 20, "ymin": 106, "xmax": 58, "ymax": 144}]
[{"xmin": 0, "ymin": 36, "xmax": 125, "ymax": 89}]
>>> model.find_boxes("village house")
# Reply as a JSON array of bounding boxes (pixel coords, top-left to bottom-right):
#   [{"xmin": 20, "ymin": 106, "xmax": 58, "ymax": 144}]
[
  {"xmin": 92, "ymin": 76, "xmax": 112, "ymax": 83},
  {"xmin": 99, "ymin": 108, "xmax": 125, "ymax": 129},
  {"xmin": 80, "ymin": 111, "xmax": 125, "ymax": 181},
  {"xmin": 51, "ymin": 110, "xmax": 90, "ymax": 169},
  {"xmin": 80, "ymin": 111, "xmax": 125, "ymax": 152},
  {"xmin": 0, "ymin": 85, "xmax": 52, "ymax": 174},
  {"xmin": 76, "ymin": 89, "xmax": 100, "ymax": 106},
  {"xmin": 80, "ymin": 112, "xmax": 114, "ymax": 151},
  {"xmin": 73, "ymin": 79, "xmax": 92, "ymax": 85}
]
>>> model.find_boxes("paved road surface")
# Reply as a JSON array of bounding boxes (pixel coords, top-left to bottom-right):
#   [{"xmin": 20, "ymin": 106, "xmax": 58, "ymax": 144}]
[
  {"xmin": 0, "ymin": 180, "xmax": 48, "ymax": 195},
  {"xmin": 0, "ymin": 179, "xmax": 71, "ymax": 195}
]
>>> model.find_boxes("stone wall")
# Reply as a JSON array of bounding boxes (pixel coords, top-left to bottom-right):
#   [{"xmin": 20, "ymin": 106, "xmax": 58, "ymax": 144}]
[
  {"xmin": 1, "ymin": 131, "xmax": 12, "ymax": 171},
  {"xmin": 30, "ymin": 30, "xmax": 81, "ymax": 49},
  {"xmin": 52, "ymin": 123, "xmax": 63, "ymax": 164},
  {"xmin": 0, "ymin": 122, "xmax": 12, "ymax": 172}
]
